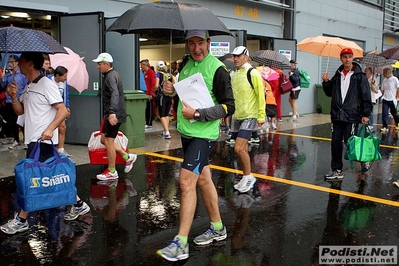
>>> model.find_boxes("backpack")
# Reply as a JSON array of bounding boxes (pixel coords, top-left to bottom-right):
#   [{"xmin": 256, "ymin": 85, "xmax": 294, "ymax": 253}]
[
  {"xmin": 156, "ymin": 71, "xmax": 171, "ymax": 98},
  {"xmin": 298, "ymin": 69, "xmax": 311, "ymax": 88},
  {"xmin": 247, "ymin": 67, "xmax": 255, "ymax": 88}
]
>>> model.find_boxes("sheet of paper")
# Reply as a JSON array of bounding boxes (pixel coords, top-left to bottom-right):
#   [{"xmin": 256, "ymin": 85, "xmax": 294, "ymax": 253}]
[
  {"xmin": 375, "ymin": 89, "xmax": 382, "ymax": 100},
  {"xmin": 173, "ymin": 72, "xmax": 215, "ymax": 109},
  {"xmin": 173, "ymin": 72, "xmax": 215, "ymax": 123}
]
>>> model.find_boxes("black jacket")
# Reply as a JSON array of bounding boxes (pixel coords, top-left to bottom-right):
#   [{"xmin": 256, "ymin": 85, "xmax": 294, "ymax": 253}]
[
  {"xmin": 102, "ymin": 68, "xmax": 127, "ymax": 123},
  {"xmin": 322, "ymin": 62, "xmax": 372, "ymax": 123}
]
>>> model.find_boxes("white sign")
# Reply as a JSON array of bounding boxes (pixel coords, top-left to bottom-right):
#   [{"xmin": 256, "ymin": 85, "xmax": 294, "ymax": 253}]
[
  {"xmin": 279, "ymin": 49, "xmax": 292, "ymax": 61},
  {"xmin": 210, "ymin": 42, "xmax": 230, "ymax": 57}
]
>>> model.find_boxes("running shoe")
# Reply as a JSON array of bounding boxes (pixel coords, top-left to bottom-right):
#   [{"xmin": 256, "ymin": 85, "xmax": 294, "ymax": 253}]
[
  {"xmin": 0, "ymin": 213, "xmax": 29, "ymax": 235},
  {"xmin": 64, "ymin": 202, "xmax": 91, "ymax": 221},
  {"xmin": 324, "ymin": 170, "xmax": 344, "ymax": 180},
  {"xmin": 156, "ymin": 236, "xmax": 189, "ymax": 261},
  {"xmin": 234, "ymin": 174, "xmax": 257, "ymax": 193},
  {"xmin": 124, "ymin": 153, "xmax": 137, "ymax": 173},
  {"xmin": 193, "ymin": 223, "xmax": 227, "ymax": 245},
  {"xmin": 96, "ymin": 169, "xmax": 119, "ymax": 180}
]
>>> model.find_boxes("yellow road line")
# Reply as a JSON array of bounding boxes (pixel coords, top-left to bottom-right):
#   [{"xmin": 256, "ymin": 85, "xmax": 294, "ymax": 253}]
[
  {"xmin": 130, "ymin": 148, "xmax": 399, "ymax": 208},
  {"xmin": 273, "ymin": 131, "xmax": 399, "ymax": 150}
]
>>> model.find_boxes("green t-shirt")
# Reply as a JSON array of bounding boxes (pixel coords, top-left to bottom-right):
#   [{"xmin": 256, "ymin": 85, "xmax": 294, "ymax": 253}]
[{"xmin": 177, "ymin": 53, "xmax": 224, "ymax": 140}]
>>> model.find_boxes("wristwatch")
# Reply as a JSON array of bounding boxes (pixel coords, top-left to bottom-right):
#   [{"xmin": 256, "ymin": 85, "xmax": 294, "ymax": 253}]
[{"xmin": 194, "ymin": 109, "xmax": 201, "ymax": 120}]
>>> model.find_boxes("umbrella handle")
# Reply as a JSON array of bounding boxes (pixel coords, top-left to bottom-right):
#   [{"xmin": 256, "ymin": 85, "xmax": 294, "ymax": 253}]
[{"xmin": 325, "ymin": 56, "xmax": 330, "ymax": 73}]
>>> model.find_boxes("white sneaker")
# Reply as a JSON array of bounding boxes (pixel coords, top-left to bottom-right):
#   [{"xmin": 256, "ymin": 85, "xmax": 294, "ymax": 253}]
[
  {"xmin": 234, "ymin": 175, "xmax": 257, "ymax": 193},
  {"xmin": 271, "ymin": 123, "xmax": 277, "ymax": 130},
  {"xmin": 96, "ymin": 169, "xmax": 119, "ymax": 180},
  {"xmin": 124, "ymin": 153, "xmax": 137, "ymax": 173},
  {"xmin": 58, "ymin": 149, "xmax": 73, "ymax": 158},
  {"xmin": 164, "ymin": 133, "xmax": 172, "ymax": 139},
  {"xmin": 8, "ymin": 140, "xmax": 20, "ymax": 150}
]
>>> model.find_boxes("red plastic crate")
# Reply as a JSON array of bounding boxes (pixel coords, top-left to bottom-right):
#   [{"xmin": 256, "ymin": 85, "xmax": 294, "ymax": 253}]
[{"xmin": 88, "ymin": 148, "xmax": 128, "ymax": 165}]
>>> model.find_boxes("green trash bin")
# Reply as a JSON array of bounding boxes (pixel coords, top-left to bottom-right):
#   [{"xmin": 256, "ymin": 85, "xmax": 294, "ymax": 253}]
[
  {"xmin": 316, "ymin": 84, "xmax": 331, "ymax": 114},
  {"xmin": 120, "ymin": 90, "xmax": 149, "ymax": 148}
]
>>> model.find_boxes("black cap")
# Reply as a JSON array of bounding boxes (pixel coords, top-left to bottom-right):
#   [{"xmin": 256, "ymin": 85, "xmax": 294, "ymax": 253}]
[{"xmin": 290, "ymin": 59, "xmax": 297, "ymax": 64}]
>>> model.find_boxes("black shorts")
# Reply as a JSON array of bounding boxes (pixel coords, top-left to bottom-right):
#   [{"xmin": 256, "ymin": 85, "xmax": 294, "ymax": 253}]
[
  {"xmin": 101, "ymin": 117, "xmax": 121, "ymax": 138},
  {"xmin": 157, "ymin": 96, "xmax": 173, "ymax": 118},
  {"xmin": 290, "ymin": 89, "xmax": 301, "ymax": 100},
  {"xmin": 266, "ymin": 104, "xmax": 277, "ymax": 118},
  {"xmin": 181, "ymin": 137, "xmax": 216, "ymax": 175}
]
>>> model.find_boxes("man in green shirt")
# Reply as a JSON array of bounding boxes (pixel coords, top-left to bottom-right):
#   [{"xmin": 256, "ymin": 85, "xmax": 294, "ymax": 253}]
[{"xmin": 156, "ymin": 30, "xmax": 235, "ymax": 262}]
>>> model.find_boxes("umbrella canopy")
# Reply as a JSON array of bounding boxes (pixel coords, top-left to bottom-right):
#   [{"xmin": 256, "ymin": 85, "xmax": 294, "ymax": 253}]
[
  {"xmin": 0, "ymin": 26, "xmax": 67, "ymax": 54},
  {"xmin": 250, "ymin": 50, "xmax": 291, "ymax": 70},
  {"xmin": 379, "ymin": 46, "xmax": 399, "ymax": 60},
  {"xmin": 257, "ymin": 66, "xmax": 279, "ymax": 81},
  {"xmin": 49, "ymin": 47, "xmax": 89, "ymax": 93},
  {"xmin": 392, "ymin": 61, "xmax": 399, "ymax": 68},
  {"xmin": 107, "ymin": 2, "xmax": 230, "ymax": 37},
  {"xmin": 361, "ymin": 52, "xmax": 397, "ymax": 68},
  {"xmin": 297, "ymin": 36, "xmax": 363, "ymax": 58}
]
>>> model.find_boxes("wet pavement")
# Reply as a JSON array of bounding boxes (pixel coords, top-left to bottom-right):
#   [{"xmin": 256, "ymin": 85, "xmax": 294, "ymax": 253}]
[{"xmin": 1, "ymin": 121, "xmax": 399, "ymax": 265}]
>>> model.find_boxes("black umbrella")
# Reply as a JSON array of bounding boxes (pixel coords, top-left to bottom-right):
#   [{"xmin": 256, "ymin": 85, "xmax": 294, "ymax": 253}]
[
  {"xmin": 0, "ymin": 26, "xmax": 67, "ymax": 54},
  {"xmin": 107, "ymin": 2, "xmax": 230, "ymax": 37},
  {"xmin": 250, "ymin": 50, "xmax": 291, "ymax": 70}
]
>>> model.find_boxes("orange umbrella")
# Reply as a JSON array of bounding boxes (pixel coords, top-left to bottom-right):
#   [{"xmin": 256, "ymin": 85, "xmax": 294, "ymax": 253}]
[{"xmin": 297, "ymin": 36, "xmax": 364, "ymax": 71}]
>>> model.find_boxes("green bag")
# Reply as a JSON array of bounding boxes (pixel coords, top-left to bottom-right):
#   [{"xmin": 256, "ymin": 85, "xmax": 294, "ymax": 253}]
[{"xmin": 345, "ymin": 124, "xmax": 382, "ymax": 168}]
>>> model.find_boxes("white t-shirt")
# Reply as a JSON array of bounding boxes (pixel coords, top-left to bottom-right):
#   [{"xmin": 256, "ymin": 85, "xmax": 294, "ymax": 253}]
[
  {"xmin": 382, "ymin": 76, "xmax": 399, "ymax": 101},
  {"xmin": 20, "ymin": 76, "xmax": 63, "ymax": 144},
  {"xmin": 51, "ymin": 76, "xmax": 67, "ymax": 103}
]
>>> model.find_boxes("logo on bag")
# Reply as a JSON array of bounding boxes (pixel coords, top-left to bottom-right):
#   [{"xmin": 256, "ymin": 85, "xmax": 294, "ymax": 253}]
[{"xmin": 30, "ymin": 174, "xmax": 71, "ymax": 188}]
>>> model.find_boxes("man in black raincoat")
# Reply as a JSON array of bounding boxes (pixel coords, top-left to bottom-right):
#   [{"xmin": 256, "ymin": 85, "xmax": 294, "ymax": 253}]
[{"xmin": 322, "ymin": 48, "xmax": 372, "ymax": 180}]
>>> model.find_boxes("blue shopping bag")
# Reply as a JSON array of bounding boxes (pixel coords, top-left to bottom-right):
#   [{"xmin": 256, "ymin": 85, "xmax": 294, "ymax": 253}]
[{"xmin": 15, "ymin": 141, "xmax": 77, "ymax": 212}]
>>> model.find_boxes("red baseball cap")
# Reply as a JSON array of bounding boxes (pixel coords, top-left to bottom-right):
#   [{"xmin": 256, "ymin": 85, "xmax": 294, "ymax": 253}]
[{"xmin": 340, "ymin": 48, "xmax": 353, "ymax": 56}]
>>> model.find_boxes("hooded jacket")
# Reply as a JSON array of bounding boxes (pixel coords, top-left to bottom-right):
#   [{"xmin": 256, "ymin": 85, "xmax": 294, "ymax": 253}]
[{"xmin": 322, "ymin": 62, "xmax": 372, "ymax": 123}]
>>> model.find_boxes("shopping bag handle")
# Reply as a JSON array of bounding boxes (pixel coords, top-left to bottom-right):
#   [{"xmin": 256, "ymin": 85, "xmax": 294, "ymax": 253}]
[{"xmin": 30, "ymin": 138, "xmax": 60, "ymax": 162}]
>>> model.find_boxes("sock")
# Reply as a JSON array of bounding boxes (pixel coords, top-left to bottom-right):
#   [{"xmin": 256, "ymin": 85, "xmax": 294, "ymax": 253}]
[
  {"xmin": 211, "ymin": 221, "xmax": 223, "ymax": 231},
  {"xmin": 58, "ymin": 148, "xmax": 64, "ymax": 153},
  {"xmin": 109, "ymin": 167, "xmax": 116, "ymax": 173},
  {"xmin": 16, "ymin": 216, "xmax": 26, "ymax": 223},
  {"xmin": 177, "ymin": 235, "xmax": 188, "ymax": 246},
  {"xmin": 122, "ymin": 153, "xmax": 129, "ymax": 160},
  {"xmin": 74, "ymin": 200, "xmax": 83, "ymax": 207},
  {"xmin": 165, "ymin": 131, "xmax": 170, "ymax": 135}
]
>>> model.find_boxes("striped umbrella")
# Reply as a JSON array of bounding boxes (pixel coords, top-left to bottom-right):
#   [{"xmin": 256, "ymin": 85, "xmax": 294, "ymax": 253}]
[{"xmin": 250, "ymin": 50, "xmax": 291, "ymax": 70}]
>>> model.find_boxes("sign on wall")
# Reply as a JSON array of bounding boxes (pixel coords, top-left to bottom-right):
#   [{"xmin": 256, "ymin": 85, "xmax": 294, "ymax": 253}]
[{"xmin": 210, "ymin": 42, "xmax": 230, "ymax": 57}]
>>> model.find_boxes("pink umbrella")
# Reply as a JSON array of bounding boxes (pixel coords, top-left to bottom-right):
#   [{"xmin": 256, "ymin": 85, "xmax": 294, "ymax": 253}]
[
  {"xmin": 257, "ymin": 66, "xmax": 279, "ymax": 81},
  {"xmin": 50, "ymin": 47, "xmax": 89, "ymax": 93}
]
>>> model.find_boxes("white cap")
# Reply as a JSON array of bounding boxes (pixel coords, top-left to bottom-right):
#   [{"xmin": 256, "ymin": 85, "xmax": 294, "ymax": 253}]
[
  {"xmin": 185, "ymin": 30, "xmax": 209, "ymax": 40},
  {"xmin": 93, "ymin": 52, "xmax": 113, "ymax": 63},
  {"xmin": 158, "ymin": 61, "xmax": 166, "ymax": 68},
  {"xmin": 231, "ymin": 46, "xmax": 249, "ymax": 56}
]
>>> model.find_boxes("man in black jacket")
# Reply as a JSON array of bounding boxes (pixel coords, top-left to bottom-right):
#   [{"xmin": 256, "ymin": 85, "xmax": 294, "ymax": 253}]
[
  {"xmin": 322, "ymin": 48, "xmax": 372, "ymax": 180},
  {"xmin": 93, "ymin": 53, "xmax": 137, "ymax": 180}
]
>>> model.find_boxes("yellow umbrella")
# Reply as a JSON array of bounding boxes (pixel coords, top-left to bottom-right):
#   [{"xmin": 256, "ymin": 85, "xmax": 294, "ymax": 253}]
[
  {"xmin": 297, "ymin": 36, "xmax": 364, "ymax": 71},
  {"xmin": 392, "ymin": 61, "xmax": 399, "ymax": 68}
]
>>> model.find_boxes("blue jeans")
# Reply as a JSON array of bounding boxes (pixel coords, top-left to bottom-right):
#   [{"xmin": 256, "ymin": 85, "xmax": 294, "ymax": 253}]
[
  {"xmin": 369, "ymin": 103, "xmax": 375, "ymax": 126},
  {"xmin": 382, "ymin": 99, "xmax": 399, "ymax": 128}
]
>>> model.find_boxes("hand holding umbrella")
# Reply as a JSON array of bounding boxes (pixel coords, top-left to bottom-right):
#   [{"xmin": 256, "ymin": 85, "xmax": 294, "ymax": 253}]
[{"xmin": 322, "ymin": 72, "xmax": 329, "ymax": 82}]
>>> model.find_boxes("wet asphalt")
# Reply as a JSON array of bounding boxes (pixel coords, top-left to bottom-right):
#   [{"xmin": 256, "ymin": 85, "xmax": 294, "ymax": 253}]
[{"xmin": 1, "ymin": 122, "xmax": 399, "ymax": 266}]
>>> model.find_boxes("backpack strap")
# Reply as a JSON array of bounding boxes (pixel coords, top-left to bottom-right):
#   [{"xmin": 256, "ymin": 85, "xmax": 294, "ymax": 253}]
[{"xmin": 247, "ymin": 67, "xmax": 254, "ymax": 89}]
